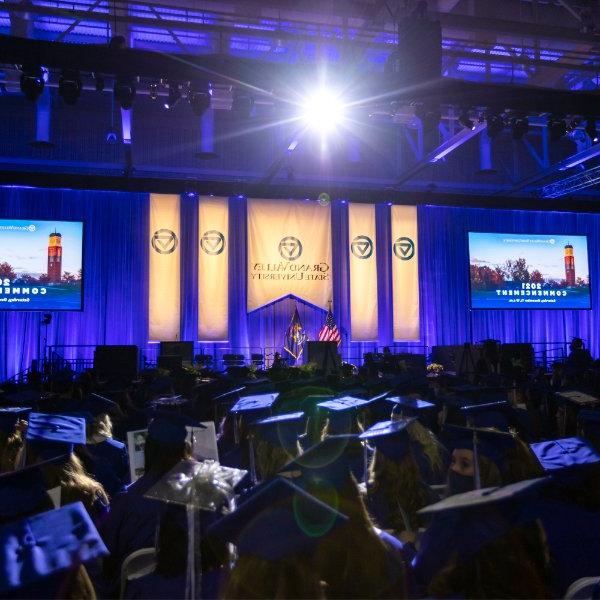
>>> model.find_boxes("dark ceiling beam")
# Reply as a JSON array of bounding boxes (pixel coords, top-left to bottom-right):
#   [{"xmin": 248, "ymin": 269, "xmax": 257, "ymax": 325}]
[
  {"xmin": 0, "ymin": 168, "xmax": 599, "ymax": 212},
  {"xmin": 2, "ymin": 35, "xmax": 600, "ymax": 116}
]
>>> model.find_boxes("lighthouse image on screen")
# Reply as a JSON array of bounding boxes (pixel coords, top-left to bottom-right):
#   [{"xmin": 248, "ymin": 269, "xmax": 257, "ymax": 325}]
[
  {"xmin": 469, "ymin": 233, "xmax": 591, "ymax": 309},
  {"xmin": 0, "ymin": 219, "xmax": 83, "ymax": 310}
]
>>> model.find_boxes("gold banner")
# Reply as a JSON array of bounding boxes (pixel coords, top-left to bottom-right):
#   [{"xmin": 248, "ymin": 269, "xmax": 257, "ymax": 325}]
[
  {"xmin": 198, "ymin": 196, "xmax": 229, "ymax": 341},
  {"xmin": 149, "ymin": 193, "xmax": 180, "ymax": 341},
  {"xmin": 348, "ymin": 203, "xmax": 378, "ymax": 341},
  {"xmin": 247, "ymin": 199, "xmax": 332, "ymax": 312},
  {"xmin": 391, "ymin": 205, "xmax": 420, "ymax": 340}
]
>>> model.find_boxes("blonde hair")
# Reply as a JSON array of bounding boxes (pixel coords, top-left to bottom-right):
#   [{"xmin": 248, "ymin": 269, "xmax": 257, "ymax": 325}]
[
  {"xmin": 43, "ymin": 452, "xmax": 109, "ymax": 510},
  {"xmin": 255, "ymin": 439, "xmax": 301, "ymax": 481},
  {"xmin": 406, "ymin": 419, "xmax": 447, "ymax": 480},
  {"xmin": 368, "ymin": 449, "xmax": 431, "ymax": 532},
  {"xmin": 313, "ymin": 474, "xmax": 407, "ymax": 599},
  {"xmin": 89, "ymin": 414, "xmax": 113, "ymax": 440},
  {"xmin": 0, "ymin": 427, "xmax": 24, "ymax": 473},
  {"xmin": 223, "ymin": 554, "xmax": 323, "ymax": 599}
]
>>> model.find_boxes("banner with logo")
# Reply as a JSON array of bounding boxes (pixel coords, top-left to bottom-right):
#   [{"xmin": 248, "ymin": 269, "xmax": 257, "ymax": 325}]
[
  {"xmin": 391, "ymin": 205, "xmax": 420, "ymax": 340},
  {"xmin": 198, "ymin": 196, "xmax": 229, "ymax": 341},
  {"xmin": 149, "ymin": 193, "xmax": 180, "ymax": 341},
  {"xmin": 247, "ymin": 199, "xmax": 332, "ymax": 312},
  {"xmin": 348, "ymin": 202, "xmax": 378, "ymax": 341}
]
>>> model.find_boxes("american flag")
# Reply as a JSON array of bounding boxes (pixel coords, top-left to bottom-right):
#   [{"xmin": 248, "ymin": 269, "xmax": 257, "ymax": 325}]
[{"xmin": 318, "ymin": 307, "xmax": 341, "ymax": 345}]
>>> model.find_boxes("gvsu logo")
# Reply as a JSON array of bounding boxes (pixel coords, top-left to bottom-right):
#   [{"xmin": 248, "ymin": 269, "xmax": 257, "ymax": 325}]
[
  {"xmin": 351, "ymin": 235, "xmax": 373, "ymax": 259},
  {"xmin": 393, "ymin": 237, "xmax": 415, "ymax": 261},
  {"xmin": 201, "ymin": 230, "xmax": 225, "ymax": 255},
  {"xmin": 151, "ymin": 229, "xmax": 178, "ymax": 254},
  {"xmin": 278, "ymin": 237, "xmax": 303, "ymax": 261}
]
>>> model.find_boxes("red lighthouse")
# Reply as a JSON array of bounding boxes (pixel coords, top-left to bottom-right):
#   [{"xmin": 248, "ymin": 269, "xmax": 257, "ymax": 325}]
[
  {"xmin": 47, "ymin": 231, "xmax": 62, "ymax": 283},
  {"xmin": 564, "ymin": 243, "xmax": 575, "ymax": 287}
]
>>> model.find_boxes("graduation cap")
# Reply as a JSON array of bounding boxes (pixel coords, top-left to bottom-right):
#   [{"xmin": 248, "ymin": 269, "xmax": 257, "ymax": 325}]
[
  {"xmin": 461, "ymin": 401, "xmax": 512, "ymax": 431},
  {"xmin": 359, "ymin": 419, "xmax": 412, "ymax": 462},
  {"xmin": 250, "ymin": 412, "xmax": 305, "ymax": 446},
  {"xmin": 443, "ymin": 424, "xmax": 517, "ymax": 489},
  {"xmin": 83, "ymin": 393, "xmax": 118, "ymax": 417},
  {"xmin": 529, "ymin": 437, "xmax": 600, "ymax": 474},
  {"xmin": 389, "ymin": 396, "xmax": 436, "ymax": 419},
  {"xmin": 0, "ymin": 502, "xmax": 108, "ymax": 596},
  {"xmin": 1, "ymin": 390, "xmax": 42, "ymax": 408},
  {"xmin": 0, "ymin": 407, "xmax": 30, "ymax": 434},
  {"xmin": 26, "ymin": 413, "xmax": 86, "ymax": 459},
  {"xmin": 317, "ymin": 396, "xmax": 371, "ymax": 435},
  {"xmin": 278, "ymin": 434, "xmax": 366, "ymax": 487},
  {"xmin": 230, "ymin": 393, "xmax": 279, "ymax": 416},
  {"xmin": 207, "ymin": 477, "xmax": 348, "ymax": 560},
  {"xmin": 0, "ymin": 456, "xmax": 68, "ymax": 521},
  {"xmin": 147, "ymin": 412, "xmax": 206, "ymax": 446},
  {"xmin": 415, "ymin": 478, "xmax": 547, "ymax": 580}
]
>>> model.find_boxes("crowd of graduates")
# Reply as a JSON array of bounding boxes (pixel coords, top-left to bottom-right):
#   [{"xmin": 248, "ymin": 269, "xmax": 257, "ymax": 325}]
[{"xmin": 1, "ymin": 338, "xmax": 600, "ymax": 599}]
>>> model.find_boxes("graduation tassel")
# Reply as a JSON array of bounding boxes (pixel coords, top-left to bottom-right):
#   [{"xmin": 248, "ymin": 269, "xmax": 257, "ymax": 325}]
[{"xmin": 248, "ymin": 435, "xmax": 258, "ymax": 485}]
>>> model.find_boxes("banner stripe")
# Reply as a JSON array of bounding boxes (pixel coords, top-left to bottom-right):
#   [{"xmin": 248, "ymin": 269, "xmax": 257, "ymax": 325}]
[
  {"xmin": 349, "ymin": 203, "xmax": 378, "ymax": 341},
  {"xmin": 391, "ymin": 205, "xmax": 420, "ymax": 340},
  {"xmin": 198, "ymin": 196, "xmax": 229, "ymax": 341},
  {"xmin": 247, "ymin": 199, "xmax": 332, "ymax": 312},
  {"xmin": 149, "ymin": 193, "xmax": 181, "ymax": 341}
]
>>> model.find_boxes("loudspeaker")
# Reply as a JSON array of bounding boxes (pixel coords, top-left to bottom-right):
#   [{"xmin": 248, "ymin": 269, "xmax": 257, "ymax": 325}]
[
  {"xmin": 160, "ymin": 341, "xmax": 194, "ymax": 365},
  {"xmin": 307, "ymin": 341, "xmax": 341, "ymax": 374},
  {"xmin": 94, "ymin": 345, "xmax": 138, "ymax": 379}
]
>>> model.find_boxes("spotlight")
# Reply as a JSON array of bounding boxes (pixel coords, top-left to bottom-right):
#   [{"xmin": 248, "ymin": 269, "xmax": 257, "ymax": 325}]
[
  {"xmin": 510, "ymin": 114, "xmax": 529, "ymax": 140},
  {"xmin": 149, "ymin": 82, "xmax": 159, "ymax": 101},
  {"xmin": 114, "ymin": 76, "xmax": 136, "ymax": 109},
  {"xmin": 486, "ymin": 113, "xmax": 504, "ymax": 138},
  {"xmin": 301, "ymin": 88, "xmax": 346, "ymax": 133},
  {"xmin": 187, "ymin": 81, "xmax": 211, "ymax": 117},
  {"xmin": 19, "ymin": 65, "xmax": 44, "ymax": 102},
  {"xmin": 231, "ymin": 88, "xmax": 254, "ymax": 118},
  {"xmin": 547, "ymin": 116, "xmax": 566, "ymax": 142},
  {"xmin": 458, "ymin": 108, "xmax": 474, "ymax": 131},
  {"xmin": 163, "ymin": 82, "xmax": 181, "ymax": 110},
  {"xmin": 58, "ymin": 69, "xmax": 82, "ymax": 105},
  {"xmin": 585, "ymin": 117, "xmax": 598, "ymax": 143}
]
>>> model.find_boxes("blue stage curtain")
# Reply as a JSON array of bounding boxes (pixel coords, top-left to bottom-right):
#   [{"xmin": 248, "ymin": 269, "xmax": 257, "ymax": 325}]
[
  {"xmin": 419, "ymin": 204, "xmax": 600, "ymax": 358},
  {"xmin": 0, "ymin": 186, "xmax": 148, "ymax": 380}
]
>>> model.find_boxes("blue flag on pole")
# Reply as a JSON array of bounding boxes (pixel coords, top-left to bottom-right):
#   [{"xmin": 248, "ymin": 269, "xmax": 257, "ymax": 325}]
[{"xmin": 284, "ymin": 306, "xmax": 307, "ymax": 362}]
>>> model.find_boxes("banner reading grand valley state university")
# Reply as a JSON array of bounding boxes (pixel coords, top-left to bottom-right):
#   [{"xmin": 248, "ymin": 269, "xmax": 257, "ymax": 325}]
[
  {"xmin": 198, "ymin": 196, "xmax": 229, "ymax": 341},
  {"xmin": 247, "ymin": 199, "xmax": 332, "ymax": 312},
  {"xmin": 348, "ymin": 202, "xmax": 378, "ymax": 341},
  {"xmin": 391, "ymin": 205, "xmax": 420, "ymax": 340},
  {"xmin": 149, "ymin": 193, "xmax": 180, "ymax": 341}
]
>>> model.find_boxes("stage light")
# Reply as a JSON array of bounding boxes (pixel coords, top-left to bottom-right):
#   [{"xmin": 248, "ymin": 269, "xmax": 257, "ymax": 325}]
[
  {"xmin": 187, "ymin": 81, "xmax": 211, "ymax": 117},
  {"xmin": 149, "ymin": 82, "xmax": 159, "ymax": 101},
  {"xmin": 20, "ymin": 65, "xmax": 44, "ymax": 102},
  {"xmin": 301, "ymin": 88, "xmax": 346, "ymax": 133},
  {"xmin": 486, "ymin": 113, "xmax": 504, "ymax": 138},
  {"xmin": 164, "ymin": 82, "xmax": 181, "ymax": 110},
  {"xmin": 58, "ymin": 69, "xmax": 82, "ymax": 105},
  {"xmin": 114, "ymin": 76, "xmax": 136, "ymax": 109},
  {"xmin": 548, "ymin": 116, "xmax": 566, "ymax": 142},
  {"xmin": 231, "ymin": 88, "xmax": 254, "ymax": 118},
  {"xmin": 510, "ymin": 115, "xmax": 529, "ymax": 140},
  {"xmin": 585, "ymin": 117, "xmax": 598, "ymax": 143},
  {"xmin": 458, "ymin": 108, "xmax": 474, "ymax": 131}
]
